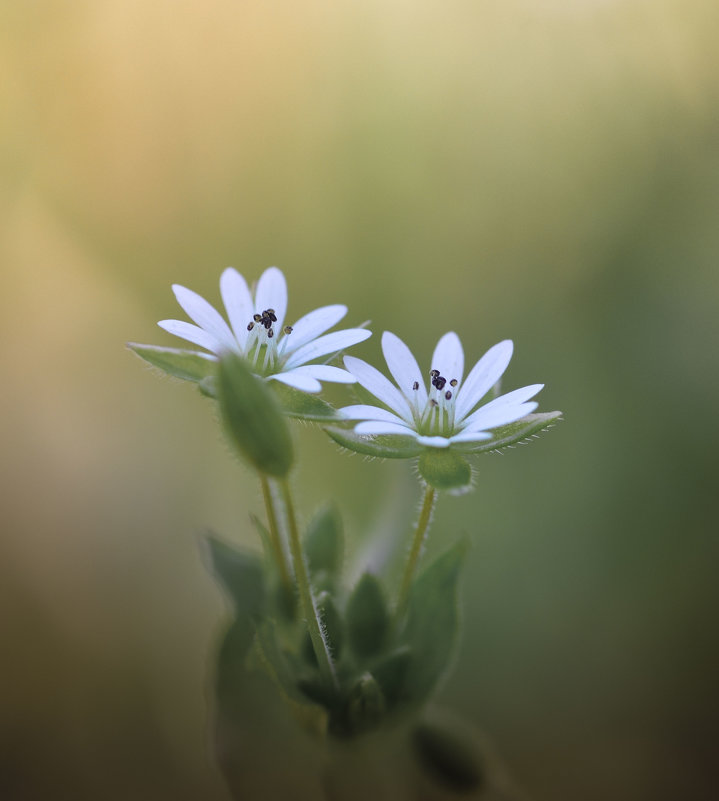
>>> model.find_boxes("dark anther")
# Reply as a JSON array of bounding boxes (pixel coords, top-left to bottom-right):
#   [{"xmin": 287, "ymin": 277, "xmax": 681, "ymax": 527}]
[
  {"xmin": 430, "ymin": 399, "xmax": 438, "ymax": 407},
  {"xmin": 284, "ymin": 325, "xmax": 293, "ymax": 334},
  {"xmin": 430, "ymin": 369, "xmax": 440, "ymax": 378},
  {"xmin": 433, "ymin": 376, "xmax": 447, "ymax": 391},
  {"xmin": 412, "ymin": 381, "xmax": 420, "ymax": 391},
  {"xmin": 263, "ymin": 318, "xmax": 272, "ymax": 329},
  {"xmin": 445, "ymin": 390, "xmax": 452, "ymax": 400},
  {"xmin": 267, "ymin": 311, "xmax": 277, "ymax": 322},
  {"xmin": 253, "ymin": 313, "xmax": 262, "ymax": 323},
  {"xmin": 247, "ymin": 322, "xmax": 254, "ymax": 331},
  {"xmin": 267, "ymin": 328, "xmax": 274, "ymax": 339},
  {"xmin": 450, "ymin": 378, "xmax": 458, "ymax": 387},
  {"xmin": 265, "ymin": 308, "xmax": 275, "ymax": 316}
]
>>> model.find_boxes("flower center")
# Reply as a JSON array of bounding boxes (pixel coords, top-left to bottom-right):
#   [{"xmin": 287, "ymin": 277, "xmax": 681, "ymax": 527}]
[
  {"xmin": 411, "ymin": 370, "xmax": 459, "ymax": 436},
  {"xmin": 244, "ymin": 308, "xmax": 293, "ymax": 375}
]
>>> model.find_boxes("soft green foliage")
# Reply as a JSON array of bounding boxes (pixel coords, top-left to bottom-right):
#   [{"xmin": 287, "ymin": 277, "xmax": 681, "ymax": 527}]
[
  {"xmin": 217, "ymin": 352, "xmax": 294, "ymax": 477},
  {"xmin": 399, "ymin": 538, "xmax": 468, "ymax": 705},
  {"xmin": 207, "ymin": 505, "xmax": 468, "ymax": 742},
  {"xmin": 127, "ymin": 343, "xmax": 216, "ymax": 383},
  {"xmin": 346, "ymin": 574, "xmax": 390, "ymax": 660},
  {"xmin": 418, "ymin": 450, "xmax": 472, "ymax": 491},
  {"xmin": 325, "ymin": 426, "xmax": 423, "ymax": 458},
  {"xmin": 304, "ymin": 504, "xmax": 344, "ymax": 588}
]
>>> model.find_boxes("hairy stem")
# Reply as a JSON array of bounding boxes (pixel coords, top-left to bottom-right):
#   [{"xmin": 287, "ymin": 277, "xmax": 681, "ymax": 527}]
[
  {"xmin": 279, "ymin": 478, "xmax": 337, "ymax": 688},
  {"xmin": 396, "ymin": 484, "xmax": 437, "ymax": 621},
  {"xmin": 259, "ymin": 475, "xmax": 293, "ymax": 598}
]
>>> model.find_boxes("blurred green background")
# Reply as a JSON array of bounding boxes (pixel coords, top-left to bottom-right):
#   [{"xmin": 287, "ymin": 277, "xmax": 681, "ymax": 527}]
[{"xmin": 2, "ymin": 0, "xmax": 718, "ymax": 798}]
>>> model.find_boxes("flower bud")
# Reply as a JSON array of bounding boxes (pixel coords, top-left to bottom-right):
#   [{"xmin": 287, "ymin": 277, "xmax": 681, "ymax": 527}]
[{"xmin": 217, "ymin": 352, "xmax": 294, "ymax": 477}]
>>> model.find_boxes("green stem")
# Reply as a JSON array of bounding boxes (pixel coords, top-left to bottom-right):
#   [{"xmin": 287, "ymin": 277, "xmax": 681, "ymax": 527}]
[
  {"xmin": 259, "ymin": 475, "xmax": 293, "ymax": 600},
  {"xmin": 396, "ymin": 484, "xmax": 437, "ymax": 621},
  {"xmin": 279, "ymin": 478, "xmax": 337, "ymax": 688}
]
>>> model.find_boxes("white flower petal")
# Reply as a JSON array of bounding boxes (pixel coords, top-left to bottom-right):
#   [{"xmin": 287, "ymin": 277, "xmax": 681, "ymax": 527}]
[
  {"xmin": 269, "ymin": 371, "xmax": 322, "ymax": 394},
  {"xmin": 287, "ymin": 364, "xmax": 356, "ymax": 384},
  {"xmin": 415, "ymin": 435, "xmax": 453, "ymax": 448},
  {"xmin": 158, "ymin": 319, "xmax": 224, "ymax": 354},
  {"xmin": 462, "ymin": 401, "xmax": 538, "ymax": 433},
  {"xmin": 172, "ymin": 284, "xmax": 237, "ymax": 350},
  {"xmin": 448, "ymin": 431, "xmax": 493, "ymax": 444},
  {"xmin": 455, "ymin": 340, "xmax": 513, "ymax": 421},
  {"xmin": 431, "ymin": 332, "xmax": 464, "ymax": 387},
  {"xmin": 339, "ymin": 405, "xmax": 409, "ymax": 426},
  {"xmin": 220, "ymin": 267, "xmax": 254, "ymax": 349},
  {"xmin": 381, "ymin": 331, "xmax": 427, "ymax": 406},
  {"xmin": 343, "ymin": 356, "xmax": 414, "ymax": 423},
  {"xmin": 354, "ymin": 421, "xmax": 417, "ymax": 438},
  {"xmin": 254, "ymin": 267, "xmax": 288, "ymax": 331},
  {"xmin": 285, "ymin": 329, "xmax": 371, "ymax": 369},
  {"xmin": 282, "ymin": 305, "xmax": 348, "ymax": 354}
]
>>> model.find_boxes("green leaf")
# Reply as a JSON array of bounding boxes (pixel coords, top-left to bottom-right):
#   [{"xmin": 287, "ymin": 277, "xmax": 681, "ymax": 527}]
[
  {"xmin": 418, "ymin": 449, "xmax": 471, "ymax": 491},
  {"xmin": 304, "ymin": 505, "xmax": 344, "ymax": 580},
  {"xmin": 270, "ymin": 381, "xmax": 341, "ymax": 422},
  {"xmin": 412, "ymin": 718, "xmax": 485, "ymax": 793},
  {"xmin": 325, "ymin": 426, "xmax": 423, "ymax": 459},
  {"xmin": 203, "ymin": 534, "xmax": 265, "ymax": 617},
  {"xmin": 400, "ymin": 539, "xmax": 468, "ymax": 706},
  {"xmin": 218, "ymin": 352, "xmax": 294, "ymax": 477},
  {"xmin": 371, "ymin": 647, "xmax": 412, "ymax": 710},
  {"xmin": 346, "ymin": 574, "xmax": 389, "ymax": 661},
  {"xmin": 127, "ymin": 342, "xmax": 217, "ymax": 383},
  {"xmin": 454, "ymin": 411, "xmax": 563, "ymax": 455}
]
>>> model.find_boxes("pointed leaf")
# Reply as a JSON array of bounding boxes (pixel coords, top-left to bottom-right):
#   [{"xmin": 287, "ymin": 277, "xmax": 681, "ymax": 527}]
[
  {"xmin": 270, "ymin": 381, "xmax": 341, "ymax": 422},
  {"xmin": 346, "ymin": 573, "xmax": 389, "ymax": 661},
  {"xmin": 325, "ymin": 426, "xmax": 423, "ymax": 459},
  {"xmin": 128, "ymin": 342, "xmax": 217, "ymax": 383},
  {"xmin": 304, "ymin": 505, "xmax": 344, "ymax": 580},
  {"xmin": 202, "ymin": 534, "xmax": 265, "ymax": 617},
  {"xmin": 371, "ymin": 647, "xmax": 412, "ymax": 711},
  {"xmin": 400, "ymin": 538, "xmax": 468, "ymax": 705},
  {"xmin": 340, "ymin": 672, "xmax": 386, "ymax": 736},
  {"xmin": 454, "ymin": 411, "xmax": 563, "ymax": 455}
]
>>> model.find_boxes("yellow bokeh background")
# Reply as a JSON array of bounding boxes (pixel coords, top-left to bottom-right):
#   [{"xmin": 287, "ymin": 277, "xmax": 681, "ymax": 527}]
[{"xmin": 2, "ymin": 1, "xmax": 718, "ymax": 799}]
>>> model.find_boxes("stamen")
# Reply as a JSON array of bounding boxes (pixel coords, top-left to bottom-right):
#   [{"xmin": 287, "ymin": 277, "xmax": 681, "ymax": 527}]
[
  {"xmin": 247, "ymin": 322, "xmax": 254, "ymax": 331},
  {"xmin": 445, "ymin": 390, "xmax": 452, "ymax": 400},
  {"xmin": 267, "ymin": 328, "xmax": 274, "ymax": 339},
  {"xmin": 253, "ymin": 313, "xmax": 262, "ymax": 323},
  {"xmin": 412, "ymin": 381, "xmax": 419, "ymax": 391},
  {"xmin": 284, "ymin": 325, "xmax": 293, "ymax": 335},
  {"xmin": 450, "ymin": 378, "xmax": 458, "ymax": 387},
  {"xmin": 430, "ymin": 369, "xmax": 439, "ymax": 379}
]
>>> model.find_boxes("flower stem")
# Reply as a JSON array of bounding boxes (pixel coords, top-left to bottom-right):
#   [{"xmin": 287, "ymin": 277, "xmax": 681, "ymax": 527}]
[
  {"xmin": 396, "ymin": 484, "xmax": 437, "ymax": 621},
  {"xmin": 259, "ymin": 474, "xmax": 293, "ymax": 600},
  {"xmin": 279, "ymin": 477, "xmax": 337, "ymax": 689}
]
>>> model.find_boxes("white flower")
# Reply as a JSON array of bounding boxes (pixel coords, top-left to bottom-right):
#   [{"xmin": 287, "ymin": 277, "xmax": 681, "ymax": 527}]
[
  {"xmin": 157, "ymin": 266, "xmax": 371, "ymax": 393},
  {"xmin": 340, "ymin": 332, "xmax": 543, "ymax": 449}
]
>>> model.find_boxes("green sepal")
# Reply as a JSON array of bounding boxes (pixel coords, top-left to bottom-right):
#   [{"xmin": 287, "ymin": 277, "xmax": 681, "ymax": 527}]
[
  {"xmin": 453, "ymin": 411, "xmax": 563, "ymax": 454},
  {"xmin": 324, "ymin": 426, "xmax": 423, "ymax": 459},
  {"xmin": 412, "ymin": 717, "xmax": 485, "ymax": 793},
  {"xmin": 127, "ymin": 342, "xmax": 217, "ymax": 383},
  {"xmin": 399, "ymin": 538, "xmax": 468, "ymax": 706},
  {"xmin": 346, "ymin": 574, "xmax": 389, "ymax": 661},
  {"xmin": 218, "ymin": 352, "xmax": 294, "ymax": 477},
  {"xmin": 316, "ymin": 591, "xmax": 344, "ymax": 660},
  {"xmin": 270, "ymin": 381, "xmax": 341, "ymax": 422},
  {"xmin": 418, "ymin": 449, "xmax": 471, "ymax": 491},
  {"xmin": 304, "ymin": 505, "xmax": 344, "ymax": 583},
  {"xmin": 203, "ymin": 534, "xmax": 265, "ymax": 617}
]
